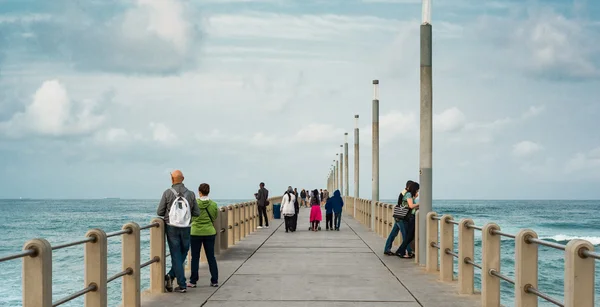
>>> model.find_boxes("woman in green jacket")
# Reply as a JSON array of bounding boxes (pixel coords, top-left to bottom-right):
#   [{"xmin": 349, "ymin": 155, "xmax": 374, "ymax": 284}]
[{"xmin": 188, "ymin": 183, "xmax": 219, "ymax": 288}]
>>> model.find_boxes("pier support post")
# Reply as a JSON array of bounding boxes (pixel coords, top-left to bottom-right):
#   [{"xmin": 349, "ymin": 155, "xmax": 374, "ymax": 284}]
[
  {"xmin": 372, "ymin": 80, "xmax": 379, "ymax": 231},
  {"xmin": 458, "ymin": 218, "xmax": 475, "ymax": 294},
  {"xmin": 149, "ymin": 218, "xmax": 165, "ymax": 294},
  {"xmin": 22, "ymin": 238, "xmax": 52, "ymax": 307},
  {"xmin": 340, "ymin": 146, "xmax": 344, "ymax": 196},
  {"xmin": 418, "ymin": 4, "xmax": 434, "ymax": 267},
  {"xmin": 234, "ymin": 204, "xmax": 240, "ymax": 244},
  {"xmin": 515, "ymin": 229, "xmax": 537, "ymax": 307},
  {"xmin": 122, "ymin": 222, "xmax": 140, "ymax": 307},
  {"xmin": 564, "ymin": 239, "xmax": 595, "ymax": 307},
  {"xmin": 482, "ymin": 223, "xmax": 501, "ymax": 307},
  {"xmin": 84, "ymin": 229, "xmax": 107, "ymax": 307},
  {"xmin": 439, "ymin": 215, "xmax": 454, "ymax": 282},
  {"xmin": 344, "ymin": 133, "xmax": 349, "ymax": 200},
  {"xmin": 336, "ymin": 156, "xmax": 339, "ymax": 191},
  {"xmin": 227, "ymin": 206, "xmax": 234, "ymax": 246},
  {"xmin": 426, "ymin": 212, "xmax": 438, "ymax": 273},
  {"xmin": 220, "ymin": 208, "xmax": 229, "ymax": 250}
]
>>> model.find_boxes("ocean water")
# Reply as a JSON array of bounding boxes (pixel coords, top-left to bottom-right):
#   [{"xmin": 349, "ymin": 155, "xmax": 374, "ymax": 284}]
[{"xmin": 1, "ymin": 199, "xmax": 599, "ymax": 307}]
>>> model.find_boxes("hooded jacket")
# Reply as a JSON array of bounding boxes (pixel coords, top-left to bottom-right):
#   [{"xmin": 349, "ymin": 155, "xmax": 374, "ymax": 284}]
[
  {"xmin": 191, "ymin": 197, "xmax": 219, "ymax": 236},
  {"xmin": 326, "ymin": 190, "xmax": 344, "ymax": 214},
  {"xmin": 281, "ymin": 192, "xmax": 297, "ymax": 216},
  {"xmin": 157, "ymin": 183, "xmax": 200, "ymax": 225}
]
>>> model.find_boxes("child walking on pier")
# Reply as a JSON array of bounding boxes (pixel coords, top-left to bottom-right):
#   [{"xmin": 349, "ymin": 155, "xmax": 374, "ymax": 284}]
[{"xmin": 309, "ymin": 189, "xmax": 322, "ymax": 231}]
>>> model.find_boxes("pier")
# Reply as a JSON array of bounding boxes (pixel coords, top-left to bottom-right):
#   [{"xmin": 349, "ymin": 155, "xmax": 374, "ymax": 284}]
[{"xmin": 1, "ymin": 195, "xmax": 599, "ymax": 307}]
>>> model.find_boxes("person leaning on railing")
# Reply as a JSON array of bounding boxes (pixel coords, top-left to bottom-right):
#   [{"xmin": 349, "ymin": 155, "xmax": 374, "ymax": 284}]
[
  {"xmin": 384, "ymin": 180, "xmax": 414, "ymax": 256},
  {"xmin": 189, "ymin": 183, "xmax": 219, "ymax": 288},
  {"xmin": 396, "ymin": 182, "xmax": 419, "ymax": 259}
]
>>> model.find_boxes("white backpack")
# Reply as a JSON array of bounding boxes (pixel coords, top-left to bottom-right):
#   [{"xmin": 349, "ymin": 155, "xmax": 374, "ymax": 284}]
[{"xmin": 167, "ymin": 188, "xmax": 191, "ymax": 227}]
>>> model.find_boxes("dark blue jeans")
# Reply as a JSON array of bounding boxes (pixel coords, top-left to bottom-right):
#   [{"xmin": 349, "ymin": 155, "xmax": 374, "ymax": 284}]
[
  {"xmin": 384, "ymin": 219, "xmax": 412, "ymax": 254},
  {"xmin": 334, "ymin": 212, "xmax": 342, "ymax": 229},
  {"xmin": 397, "ymin": 217, "xmax": 416, "ymax": 256},
  {"xmin": 166, "ymin": 225, "xmax": 190, "ymax": 289},
  {"xmin": 190, "ymin": 235, "xmax": 219, "ymax": 284}
]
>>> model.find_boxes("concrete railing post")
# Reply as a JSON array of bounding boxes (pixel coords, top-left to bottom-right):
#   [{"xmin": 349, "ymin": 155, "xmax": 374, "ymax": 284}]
[
  {"xmin": 84, "ymin": 229, "xmax": 107, "ymax": 307},
  {"xmin": 414, "ymin": 211, "xmax": 420, "ymax": 265},
  {"xmin": 227, "ymin": 206, "xmax": 234, "ymax": 246},
  {"xmin": 564, "ymin": 239, "xmax": 595, "ymax": 307},
  {"xmin": 220, "ymin": 208, "xmax": 229, "ymax": 250},
  {"xmin": 214, "ymin": 211, "xmax": 222, "ymax": 256},
  {"xmin": 251, "ymin": 202, "xmax": 257, "ymax": 232},
  {"xmin": 440, "ymin": 215, "xmax": 454, "ymax": 282},
  {"xmin": 481, "ymin": 223, "xmax": 501, "ymax": 307},
  {"xmin": 387, "ymin": 204, "xmax": 393, "ymax": 238},
  {"xmin": 374, "ymin": 203, "xmax": 379, "ymax": 236},
  {"xmin": 245, "ymin": 203, "xmax": 250, "ymax": 236},
  {"xmin": 426, "ymin": 212, "xmax": 438, "ymax": 273},
  {"xmin": 515, "ymin": 229, "xmax": 537, "ymax": 307},
  {"xmin": 122, "ymin": 222, "xmax": 140, "ymax": 307},
  {"xmin": 458, "ymin": 218, "xmax": 475, "ymax": 294},
  {"xmin": 22, "ymin": 238, "xmax": 52, "ymax": 307},
  {"xmin": 149, "ymin": 218, "xmax": 165, "ymax": 294},
  {"xmin": 234, "ymin": 205, "xmax": 240, "ymax": 244},
  {"xmin": 241, "ymin": 203, "xmax": 247, "ymax": 239}
]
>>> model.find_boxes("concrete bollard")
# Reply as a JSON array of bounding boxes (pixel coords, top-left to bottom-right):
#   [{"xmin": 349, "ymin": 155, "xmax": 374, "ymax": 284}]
[
  {"xmin": 244, "ymin": 203, "xmax": 250, "ymax": 236},
  {"xmin": 251, "ymin": 202, "xmax": 256, "ymax": 232},
  {"xmin": 214, "ymin": 212, "xmax": 222, "ymax": 256},
  {"xmin": 122, "ymin": 222, "xmax": 140, "ymax": 307},
  {"xmin": 149, "ymin": 218, "xmax": 165, "ymax": 294},
  {"xmin": 481, "ymin": 223, "xmax": 501, "ymax": 307},
  {"xmin": 220, "ymin": 207, "xmax": 228, "ymax": 251},
  {"xmin": 414, "ymin": 211, "xmax": 420, "ymax": 265},
  {"xmin": 426, "ymin": 212, "xmax": 438, "ymax": 273},
  {"xmin": 227, "ymin": 206, "xmax": 234, "ymax": 246},
  {"xmin": 22, "ymin": 238, "xmax": 52, "ymax": 307},
  {"xmin": 439, "ymin": 215, "xmax": 454, "ymax": 282},
  {"xmin": 458, "ymin": 218, "xmax": 475, "ymax": 294},
  {"xmin": 234, "ymin": 205, "xmax": 240, "ymax": 244},
  {"xmin": 515, "ymin": 229, "xmax": 537, "ymax": 307},
  {"xmin": 564, "ymin": 239, "xmax": 595, "ymax": 307},
  {"xmin": 241, "ymin": 203, "xmax": 247, "ymax": 239},
  {"xmin": 386, "ymin": 204, "xmax": 392, "ymax": 238},
  {"xmin": 84, "ymin": 229, "xmax": 107, "ymax": 307}
]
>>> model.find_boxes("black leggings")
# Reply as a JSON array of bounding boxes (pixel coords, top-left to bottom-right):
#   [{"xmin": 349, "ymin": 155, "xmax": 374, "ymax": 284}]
[
  {"xmin": 284, "ymin": 215, "xmax": 294, "ymax": 231},
  {"xmin": 258, "ymin": 206, "xmax": 269, "ymax": 227},
  {"xmin": 311, "ymin": 221, "xmax": 320, "ymax": 230}
]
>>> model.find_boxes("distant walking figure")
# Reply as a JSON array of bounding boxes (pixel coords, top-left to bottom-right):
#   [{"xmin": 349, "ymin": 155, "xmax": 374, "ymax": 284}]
[
  {"xmin": 156, "ymin": 170, "xmax": 200, "ymax": 293},
  {"xmin": 309, "ymin": 189, "xmax": 322, "ymax": 231},
  {"xmin": 326, "ymin": 190, "xmax": 344, "ymax": 231},
  {"xmin": 189, "ymin": 183, "xmax": 219, "ymax": 288},
  {"xmin": 281, "ymin": 186, "xmax": 297, "ymax": 233},
  {"xmin": 256, "ymin": 182, "xmax": 269, "ymax": 229}
]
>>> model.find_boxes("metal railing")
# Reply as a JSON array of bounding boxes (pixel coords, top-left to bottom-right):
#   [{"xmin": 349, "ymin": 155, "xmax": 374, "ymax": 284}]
[
  {"xmin": 0, "ymin": 196, "xmax": 281, "ymax": 307},
  {"xmin": 344, "ymin": 196, "xmax": 598, "ymax": 307}
]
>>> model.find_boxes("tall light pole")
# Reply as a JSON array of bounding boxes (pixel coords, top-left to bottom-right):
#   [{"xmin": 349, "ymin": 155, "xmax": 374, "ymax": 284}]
[
  {"xmin": 354, "ymin": 115, "xmax": 359, "ymax": 218},
  {"xmin": 418, "ymin": 0, "xmax": 433, "ymax": 266},
  {"xmin": 372, "ymin": 80, "xmax": 380, "ymax": 230},
  {"xmin": 344, "ymin": 133, "xmax": 349, "ymax": 198}
]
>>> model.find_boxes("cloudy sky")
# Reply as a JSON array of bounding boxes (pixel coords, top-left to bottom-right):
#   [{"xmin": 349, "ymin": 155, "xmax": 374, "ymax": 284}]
[{"xmin": 0, "ymin": 0, "xmax": 599, "ymax": 200}]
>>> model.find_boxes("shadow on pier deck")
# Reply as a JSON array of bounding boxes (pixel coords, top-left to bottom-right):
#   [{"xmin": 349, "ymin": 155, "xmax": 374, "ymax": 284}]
[{"xmin": 141, "ymin": 208, "xmax": 478, "ymax": 307}]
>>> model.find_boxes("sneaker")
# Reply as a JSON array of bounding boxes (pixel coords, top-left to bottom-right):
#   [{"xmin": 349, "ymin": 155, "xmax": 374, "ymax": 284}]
[
  {"xmin": 187, "ymin": 283, "xmax": 197, "ymax": 288},
  {"xmin": 210, "ymin": 282, "xmax": 219, "ymax": 287},
  {"xmin": 265, "ymin": 226, "xmax": 270, "ymax": 229},
  {"xmin": 173, "ymin": 286, "xmax": 187, "ymax": 293},
  {"xmin": 165, "ymin": 274, "xmax": 173, "ymax": 292},
  {"xmin": 257, "ymin": 226, "xmax": 263, "ymax": 229}
]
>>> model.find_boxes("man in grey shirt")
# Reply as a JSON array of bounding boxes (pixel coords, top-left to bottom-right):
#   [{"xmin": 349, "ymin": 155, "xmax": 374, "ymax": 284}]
[
  {"xmin": 256, "ymin": 182, "xmax": 269, "ymax": 228},
  {"xmin": 156, "ymin": 170, "xmax": 200, "ymax": 293}
]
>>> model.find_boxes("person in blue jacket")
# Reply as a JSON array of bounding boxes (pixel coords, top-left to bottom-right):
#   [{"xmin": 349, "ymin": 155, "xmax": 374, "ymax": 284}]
[
  {"xmin": 325, "ymin": 190, "xmax": 344, "ymax": 231},
  {"xmin": 324, "ymin": 195, "xmax": 334, "ymax": 230}
]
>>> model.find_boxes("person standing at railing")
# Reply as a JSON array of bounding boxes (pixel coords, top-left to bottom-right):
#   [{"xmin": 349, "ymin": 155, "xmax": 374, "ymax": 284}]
[
  {"xmin": 189, "ymin": 183, "xmax": 219, "ymax": 288},
  {"xmin": 256, "ymin": 182, "xmax": 270, "ymax": 229},
  {"xmin": 281, "ymin": 186, "xmax": 297, "ymax": 233},
  {"xmin": 156, "ymin": 170, "xmax": 200, "ymax": 293},
  {"xmin": 396, "ymin": 182, "xmax": 420, "ymax": 259},
  {"xmin": 384, "ymin": 180, "xmax": 414, "ymax": 256}
]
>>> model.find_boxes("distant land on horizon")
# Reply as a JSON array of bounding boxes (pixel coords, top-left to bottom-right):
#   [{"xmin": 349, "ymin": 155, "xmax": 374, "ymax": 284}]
[{"xmin": 3, "ymin": 198, "xmax": 600, "ymax": 201}]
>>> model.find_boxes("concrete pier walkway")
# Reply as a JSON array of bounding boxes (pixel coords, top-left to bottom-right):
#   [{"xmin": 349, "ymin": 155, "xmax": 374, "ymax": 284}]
[{"xmin": 142, "ymin": 207, "xmax": 479, "ymax": 307}]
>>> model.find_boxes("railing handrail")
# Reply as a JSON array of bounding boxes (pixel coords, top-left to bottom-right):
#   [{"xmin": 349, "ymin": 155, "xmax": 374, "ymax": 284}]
[
  {"xmin": 344, "ymin": 196, "xmax": 598, "ymax": 307},
  {"xmin": 6, "ymin": 196, "xmax": 282, "ymax": 307}
]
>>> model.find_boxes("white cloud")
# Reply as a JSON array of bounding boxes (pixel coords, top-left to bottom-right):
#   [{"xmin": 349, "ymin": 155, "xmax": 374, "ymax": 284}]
[
  {"xmin": 150, "ymin": 122, "xmax": 177, "ymax": 143},
  {"xmin": 0, "ymin": 80, "xmax": 105, "ymax": 138},
  {"xmin": 295, "ymin": 123, "xmax": 345, "ymax": 142},
  {"xmin": 512, "ymin": 141, "xmax": 543, "ymax": 157},
  {"xmin": 377, "ymin": 111, "xmax": 418, "ymax": 143},
  {"xmin": 522, "ymin": 105, "xmax": 546, "ymax": 119},
  {"xmin": 434, "ymin": 107, "xmax": 466, "ymax": 133},
  {"xmin": 565, "ymin": 147, "xmax": 600, "ymax": 173}
]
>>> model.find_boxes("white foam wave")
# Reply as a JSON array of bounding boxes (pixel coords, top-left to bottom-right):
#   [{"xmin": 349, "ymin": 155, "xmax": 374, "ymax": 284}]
[{"xmin": 540, "ymin": 235, "xmax": 600, "ymax": 246}]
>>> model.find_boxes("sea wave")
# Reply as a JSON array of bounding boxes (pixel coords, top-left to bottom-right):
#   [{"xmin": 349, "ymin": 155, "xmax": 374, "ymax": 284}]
[{"xmin": 540, "ymin": 235, "xmax": 600, "ymax": 246}]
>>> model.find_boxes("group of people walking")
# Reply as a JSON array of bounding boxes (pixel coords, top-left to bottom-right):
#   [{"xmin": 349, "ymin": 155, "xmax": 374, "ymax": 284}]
[
  {"xmin": 281, "ymin": 188, "xmax": 344, "ymax": 232},
  {"xmin": 384, "ymin": 180, "xmax": 420, "ymax": 258}
]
